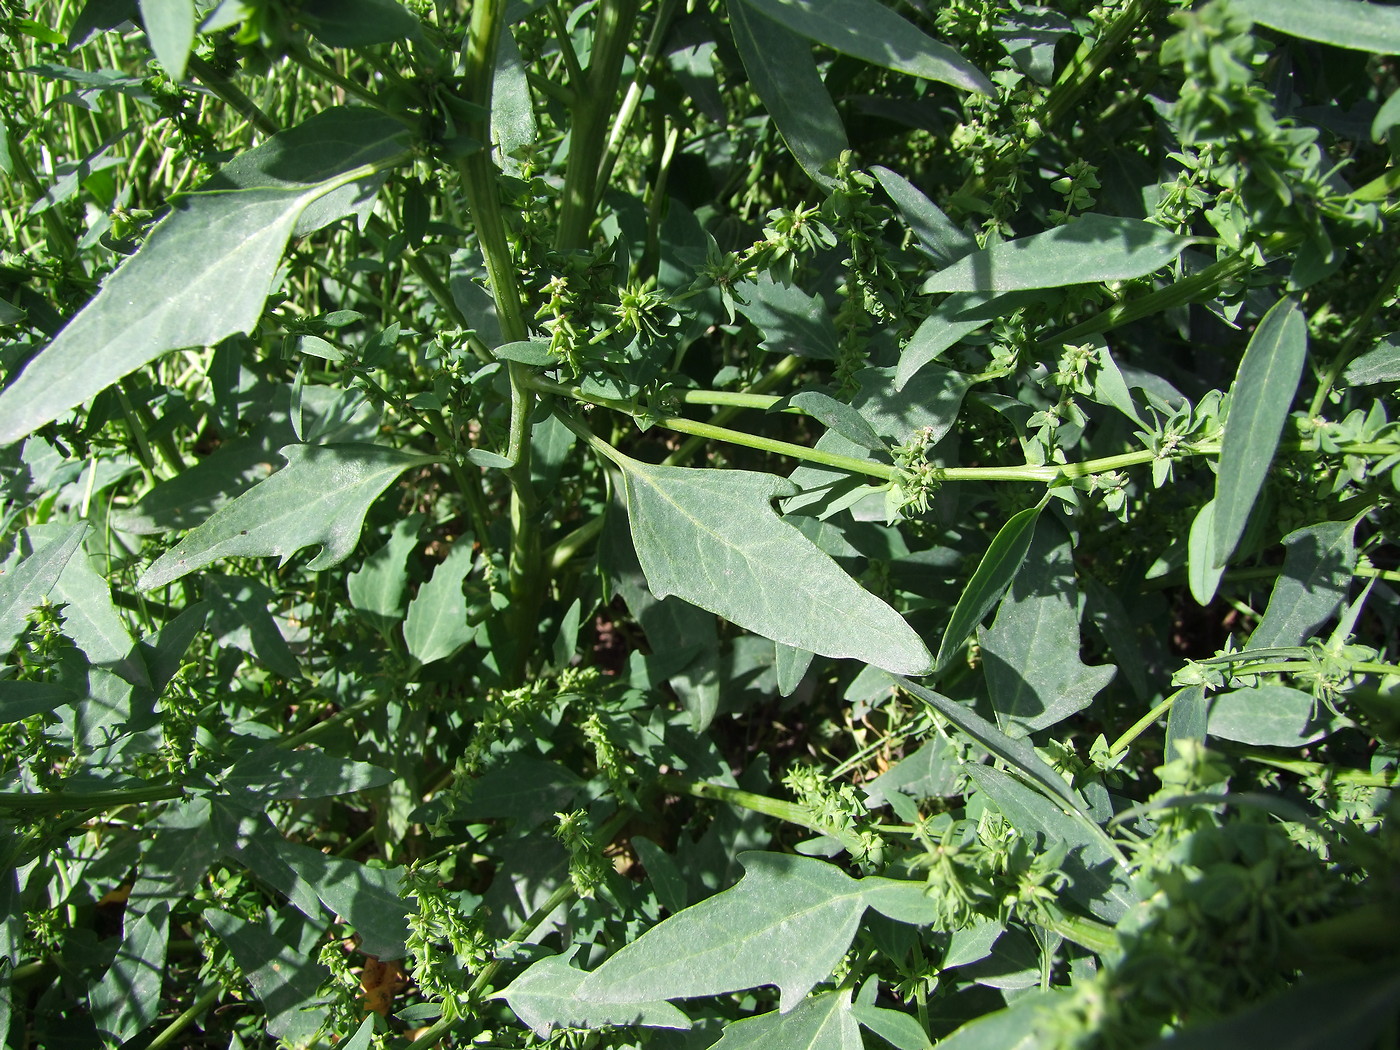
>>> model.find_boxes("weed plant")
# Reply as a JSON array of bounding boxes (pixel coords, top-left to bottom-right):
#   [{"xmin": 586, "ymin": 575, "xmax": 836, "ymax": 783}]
[{"xmin": 2, "ymin": 0, "xmax": 1400, "ymax": 1047}]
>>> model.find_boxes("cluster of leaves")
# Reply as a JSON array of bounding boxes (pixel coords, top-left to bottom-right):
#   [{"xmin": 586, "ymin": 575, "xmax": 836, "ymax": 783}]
[{"xmin": 3, "ymin": 0, "xmax": 1400, "ymax": 1048}]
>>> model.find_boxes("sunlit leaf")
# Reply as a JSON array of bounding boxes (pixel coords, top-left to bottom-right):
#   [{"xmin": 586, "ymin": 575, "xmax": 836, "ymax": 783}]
[
  {"xmin": 710, "ymin": 990, "xmax": 860, "ymax": 1050},
  {"xmin": 1213, "ymin": 297, "xmax": 1308, "ymax": 568},
  {"xmin": 496, "ymin": 950, "xmax": 692, "ymax": 1037},
  {"xmin": 920, "ymin": 215, "xmax": 1190, "ymax": 295},
  {"xmin": 0, "ymin": 523, "xmax": 86, "ymax": 658},
  {"xmin": 934, "ymin": 502, "xmax": 1042, "ymax": 673},
  {"xmin": 136, "ymin": 0, "xmax": 194, "ymax": 80},
  {"xmin": 403, "ymin": 538, "xmax": 478, "ymax": 666},
  {"xmin": 577, "ymin": 852, "xmax": 931, "ymax": 1011},
  {"xmin": 0, "ymin": 108, "xmax": 412, "ymax": 446},
  {"xmin": 139, "ymin": 443, "xmax": 434, "ymax": 591},
  {"xmin": 891, "ymin": 676, "xmax": 1088, "ymax": 814},
  {"xmin": 1235, "ymin": 0, "xmax": 1400, "ymax": 54},
  {"xmin": 742, "ymin": 0, "xmax": 993, "ymax": 94},
  {"xmin": 618, "ymin": 457, "xmax": 932, "ymax": 674}
]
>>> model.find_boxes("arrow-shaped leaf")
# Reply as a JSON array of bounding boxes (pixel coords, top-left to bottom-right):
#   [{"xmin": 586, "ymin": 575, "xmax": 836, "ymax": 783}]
[
  {"xmin": 0, "ymin": 523, "xmax": 86, "ymax": 658},
  {"xmin": 617, "ymin": 458, "xmax": 932, "ymax": 674},
  {"xmin": 577, "ymin": 852, "xmax": 932, "ymax": 1012},
  {"xmin": 139, "ymin": 443, "xmax": 434, "ymax": 590},
  {"xmin": 495, "ymin": 950, "xmax": 692, "ymax": 1036},
  {"xmin": 0, "ymin": 108, "xmax": 412, "ymax": 446},
  {"xmin": 711, "ymin": 990, "xmax": 861, "ymax": 1050}
]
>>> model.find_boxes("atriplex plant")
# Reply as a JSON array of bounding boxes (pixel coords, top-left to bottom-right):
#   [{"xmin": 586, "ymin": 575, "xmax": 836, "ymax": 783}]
[{"xmin": 2, "ymin": 0, "xmax": 1400, "ymax": 1046}]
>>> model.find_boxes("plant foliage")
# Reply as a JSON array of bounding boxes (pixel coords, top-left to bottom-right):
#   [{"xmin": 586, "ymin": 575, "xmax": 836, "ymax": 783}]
[{"xmin": 2, "ymin": 0, "xmax": 1400, "ymax": 1047}]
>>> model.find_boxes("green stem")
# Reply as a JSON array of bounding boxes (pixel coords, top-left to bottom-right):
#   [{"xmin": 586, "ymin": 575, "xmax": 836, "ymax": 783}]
[
  {"xmin": 554, "ymin": 0, "xmax": 641, "ymax": 250},
  {"xmin": 0, "ymin": 783, "xmax": 185, "ymax": 812},
  {"xmin": 594, "ymin": 0, "xmax": 680, "ymax": 212},
  {"xmin": 145, "ymin": 986, "xmax": 221, "ymax": 1050},
  {"xmin": 543, "ymin": 387, "xmax": 902, "ymax": 481},
  {"xmin": 656, "ymin": 773, "xmax": 866, "ymax": 854},
  {"xmin": 1229, "ymin": 750, "xmax": 1398, "ymax": 787},
  {"xmin": 663, "ymin": 354, "xmax": 803, "ymax": 466},
  {"xmin": 1107, "ymin": 689, "xmax": 1184, "ymax": 760},
  {"xmin": 275, "ymin": 692, "xmax": 391, "ymax": 751},
  {"xmin": 187, "ymin": 54, "xmax": 280, "ymax": 136},
  {"xmin": 459, "ymin": 0, "xmax": 540, "ymax": 683},
  {"xmin": 1041, "ymin": 913, "xmax": 1118, "ymax": 957},
  {"xmin": 288, "ymin": 48, "xmax": 387, "ymax": 110},
  {"xmin": 545, "ymin": 2, "xmax": 586, "ymax": 89},
  {"xmin": 1308, "ymin": 256, "xmax": 1400, "ymax": 415},
  {"xmin": 1041, "ymin": 0, "xmax": 1158, "ymax": 130},
  {"xmin": 406, "ymin": 809, "xmax": 634, "ymax": 1049}
]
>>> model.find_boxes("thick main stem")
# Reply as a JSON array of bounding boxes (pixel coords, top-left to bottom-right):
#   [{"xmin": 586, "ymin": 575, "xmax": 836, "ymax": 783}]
[
  {"xmin": 459, "ymin": 0, "xmax": 540, "ymax": 682},
  {"xmin": 554, "ymin": 0, "xmax": 641, "ymax": 250}
]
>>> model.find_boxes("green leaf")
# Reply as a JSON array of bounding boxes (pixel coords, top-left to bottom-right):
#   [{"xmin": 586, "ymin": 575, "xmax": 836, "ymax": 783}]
[
  {"xmin": 271, "ymin": 839, "xmax": 409, "ymax": 958},
  {"xmin": 0, "ymin": 108, "xmax": 412, "ymax": 446},
  {"xmin": 937, "ymin": 991, "xmax": 1063, "ymax": 1050},
  {"xmin": 736, "ymin": 273, "xmax": 840, "ymax": 359},
  {"xmin": 1165, "ymin": 684, "xmax": 1209, "ymax": 753},
  {"xmin": 1157, "ymin": 966, "xmax": 1400, "ymax": 1049},
  {"xmin": 344, "ymin": 1016, "xmax": 376, "ymax": 1050},
  {"xmin": 891, "ymin": 676, "xmax": 1089, "ymax": 814},
  {"xmin": 981, "ymin": 520, "xmax": 1115, "ymax": 737},
  {"xmin": 346, "ymin": 513, "xmax": 424, "ymax": 629},
  {"xmin": 1342, "ymin": 333, "xmax": 1400, "ymax": 385},
  {"xmin": 223, "ymin": 746, "xmax": 396, "ymax": 799},
  {"xmin": 919, "ymin": 215, "xmax": 1190, "ymax": 296},
  {"xmin": 89, "ymin": 901, "xmax": 168, "ymax": 1044},
  {"xmin": 774, "ymin": 641, "xmax": 815, "ymax": 697},
  {"xmin": 967, "ymin": 764, "xmax": 1135, "ymax": 922},
  {"xmin": 113, "ymin": 385, "xmax": 380, "ymax": 535},
  {"xmin": 24, "ymin": 523, "xmax": 130, "ymax": 664},
  {"xmin": 617, "ymin": 457, "xmax": 932, "ymax": 675},
  {"xmin": 299, "ymin": 0, "xmax": 421, "ymax": 47},
  {"xmin": 1206, "ymin": 685, "xmax": 1329, "ymax": 747},
  {"xmin": 0, "ymin": 523, "xmax": 86, "ymax": 658},
  {"xmin": 862, "ymin": 737, "xmax": 961, "ymax": 806},
  {"xmin": 599, "ymin": 497, "xmax": 721, "ymax": 731},
  {"xmin": 787, "ymin": 391, "xmax": 885, "ymax": 451},
  {"xmin": 205, "ymin": 573, "xmax": 302, "ymax": 679},
  {"xmin": 205, "ymin": 910, "xmax": 327, "ymax": 1044},
  {"xmin": 403, "ymin": 538, "xmax": 478, "ymax": 666},
  {"xmin": 139, "ymin": 443, "xmax": 434, "ymax": 591},
  {"xmin": 851, "ymin": 1003, "xmax": 932, "ymax": 1050},
  {"xmin": 449, "ymin": 756, "xmax": 586, "ymax": 827},
  {"xmin": 1374, "ymin": 92, "xmax": 1400, "ymax": 143},
  {"xmin": 727, "ymin": 0, "xmax": 847, "ymax": 188},
  {"xmin": 0, "ymin": 681, "xmax": 80, "ymax": 724},
  {"xmin": 137, "ymin": 0, "xmax": 194, "ymax": 80},
  {"xmin": 493, "ymin": 25, "xmax": 537, "ymax": 174},
  {"xmin": 1187, "ymin": 498, "xmax": 1226, "ymax": 606},
  {"xmin": 742, "ymin": 0, "xmax": 993, "ymax": 94},
  {"xmin": 1248, "ymin": 518, "xmax": 1359, "ymax": 649},
  {"xmin": 495, "ymin": 950, "xmax": 692, "ymax": 1037},
  {"xmin": 710, "ymin": 990, "xmax": 860, "ymax": 1050},
  {"xmin": 934, "ymin": 502, "xmax": 1042, "ymax": 673},
  {"xmin": 871, "ymin": 166, "xmax": 975, "ymax": 267},
  {"xmin": 577, "ymin": 852, "xmax": 920, "ymax": 1011},
  {"xmin": 1213, "ymin": 298, "xmax": 1308, "ymax": 567},
  {"xmin": 1235, "ymin": 0, "xmax": 1400, "ymax": 54},
  {"xmin": 494, "ymin": 339, "xmax": 556, "ymax": 365},
  {"xmin": 896, "ymin": 296, "xmax": 990, "ymax": 391}
]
